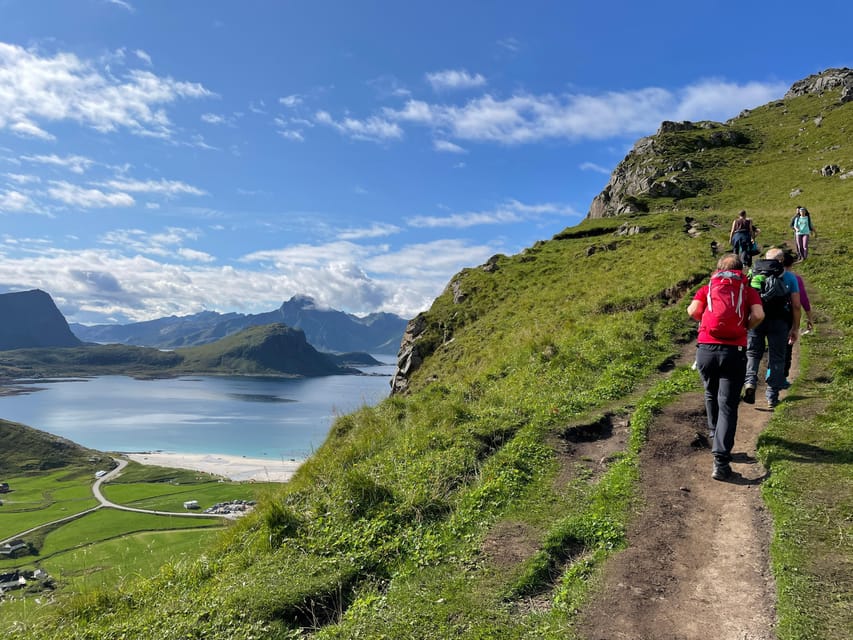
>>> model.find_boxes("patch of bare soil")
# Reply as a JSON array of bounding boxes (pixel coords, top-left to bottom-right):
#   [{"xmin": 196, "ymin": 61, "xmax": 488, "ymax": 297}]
[{"xmin": 577, "ymin": 347, "xmax": 797, "ymax": 640}]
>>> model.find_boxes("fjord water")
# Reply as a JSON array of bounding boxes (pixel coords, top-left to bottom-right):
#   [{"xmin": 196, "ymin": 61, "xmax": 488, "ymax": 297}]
[{"xmin": 0, "ymin": 362, "xmax": 394, "ymax": 459}]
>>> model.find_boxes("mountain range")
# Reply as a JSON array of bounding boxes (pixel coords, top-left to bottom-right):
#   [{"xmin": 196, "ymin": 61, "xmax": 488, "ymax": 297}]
[{"xmin": 69, "ymin": 294, "xmax": 408, "ymax": 355}]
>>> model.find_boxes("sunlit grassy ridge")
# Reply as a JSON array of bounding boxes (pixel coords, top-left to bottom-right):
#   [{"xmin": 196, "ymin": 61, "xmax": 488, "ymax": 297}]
[{"xmin": 15, "ymin": 82, "xmax": 853, "ymax": 639}]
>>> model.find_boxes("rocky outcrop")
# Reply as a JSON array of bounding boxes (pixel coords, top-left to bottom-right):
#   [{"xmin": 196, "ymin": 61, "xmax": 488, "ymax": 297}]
[
  {"xmin": 390, "ymin": 314, "xmax": 428, "ymax": 394},
  {"xmin": 0, "ymin": 289, "xmax": 82, "ymax": 351},
  {"xmin": 587, "ymin": 121, "xmax": 745, "ymax": 218},
  {"xmin": 784, "ymin": 67, "xmax": 853, "ymax": 103}
]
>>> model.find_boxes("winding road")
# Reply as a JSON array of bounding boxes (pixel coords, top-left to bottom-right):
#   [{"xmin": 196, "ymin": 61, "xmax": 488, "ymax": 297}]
[{"xmin": 1, "ymin": 457, "xmax": 223, "ymax": 546}]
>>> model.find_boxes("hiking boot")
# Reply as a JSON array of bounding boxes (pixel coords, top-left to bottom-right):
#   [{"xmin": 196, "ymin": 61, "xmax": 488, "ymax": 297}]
[
  {"xmin": 712, "ymin": 462, "xmax": 732, "ymax": 481},
  {"xmin": 742, "ymin": 385, "xmax": 756, "ymax": 404},
  {"xmin": 767, "ymin": 397, "xmax": 779, "ymax": 410}
]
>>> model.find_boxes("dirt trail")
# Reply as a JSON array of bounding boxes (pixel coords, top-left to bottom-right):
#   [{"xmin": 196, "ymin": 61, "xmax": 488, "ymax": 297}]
[{"xmin": 577, "ymin": 347, "xmax": 796, "ymax": 640}]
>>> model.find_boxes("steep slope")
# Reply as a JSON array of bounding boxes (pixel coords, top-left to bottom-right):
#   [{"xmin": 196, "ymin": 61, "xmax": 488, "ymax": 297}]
[
  {"xmin": 176, "ymin": 323, "xmax": 355, "ymax": 376},
  {"xmin": 0, "ymin": 420, "xmax": 109, "ymax": 474},
  {"xmin": 17, "ymin": 69, "xmax": 852, "ymax": 640},
  {"xmin": 0, "ymin": 289, "xmax": 82, "ymax": 351}
]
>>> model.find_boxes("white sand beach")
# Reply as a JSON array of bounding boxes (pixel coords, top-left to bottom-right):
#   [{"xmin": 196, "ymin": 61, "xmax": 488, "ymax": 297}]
[{"xmin": 125, "ymin": 451, "xmax": 303, "ymax": 482}]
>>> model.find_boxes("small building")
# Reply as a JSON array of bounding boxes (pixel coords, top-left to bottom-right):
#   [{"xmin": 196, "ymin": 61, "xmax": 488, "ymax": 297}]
[
  {"xmin": 0, "ymin": 482, "xmax": 10, "ymax": 493},
  {"xmin": 0, "ymin": 571, "xmax": 26, "ymax": 592},
  {"xmin": 0, "ymin": 539, "xmax": 28, "ymax": 558},
  {"xmin": 183, "ymin": 500, "xmax": 200, "ymax": 510}
]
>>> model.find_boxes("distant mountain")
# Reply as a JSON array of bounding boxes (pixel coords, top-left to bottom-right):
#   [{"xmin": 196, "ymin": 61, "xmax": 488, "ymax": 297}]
[
  {"xmin": 176, "ymin": 323, "xmax": 357, "ymax": 377},
  {"xmin": 0, "ymin": 289, "xmax": 83, "ymax": 351},
  {"xmin": 0, "ymin": 419, "xmax": 109, "ymax": 474},
  {"xmin": 0, "ymin": 324, "xmax": 361, "ymax": 380},
  {"xmin": 71, "ymin": 295, "xmax": 408, "ymax": 355}
]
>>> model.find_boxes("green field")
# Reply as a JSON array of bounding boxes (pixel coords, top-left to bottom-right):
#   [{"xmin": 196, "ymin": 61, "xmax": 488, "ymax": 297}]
[{"xmin": 0, "ymin": 470, "xmax": 99, "ymax": 540}]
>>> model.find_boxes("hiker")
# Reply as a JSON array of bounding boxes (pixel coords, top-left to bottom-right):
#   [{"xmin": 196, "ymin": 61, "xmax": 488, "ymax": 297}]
[
  {"xmin": 790, "ymin": 206, "xmax": 816, "ymax": 261},
  {"xmin": 729, "ymin": 210, "xmax": 758, "ymax": 266},
  {"xmin": 688, "ymin": 253, "xmax": 764, "ymax": 481},
  {"xmin": 743, "ymin": 248, "xmax": 801, "ymax": 409},
  {"xmin": 782, "ymin": 251, "xmax": 814, "ymax": 386}
]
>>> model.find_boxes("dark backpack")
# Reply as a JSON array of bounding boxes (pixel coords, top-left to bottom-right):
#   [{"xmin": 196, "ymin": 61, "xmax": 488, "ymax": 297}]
[
  {"xmin": 750, "ymin": 259, "xmax": 791, "ymax": 316},
  {"xmin": 702, "ymin": 270, "xmax": 747, "ymax": 340}
]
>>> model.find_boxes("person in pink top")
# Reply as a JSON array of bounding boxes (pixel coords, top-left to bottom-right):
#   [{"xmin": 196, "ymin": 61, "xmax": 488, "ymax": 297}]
[
  {"xmin": 782, "ymin": 251, "xmax": 814, "ymax": 385},
  {"xmin": 688, "ymin": 254, "xmax": 764, "ymax": 480}
]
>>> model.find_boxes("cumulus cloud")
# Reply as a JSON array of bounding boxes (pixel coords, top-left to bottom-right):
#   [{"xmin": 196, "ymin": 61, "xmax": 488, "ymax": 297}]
[
  {"xmin": 0, "ymin": 189, "xmax": 34, "ymax": 212},
  {"xmin": 279, "ymin": 129, "xmax": 305, "ymax": 142},
  {"xmin": 47, "ymin": 181, "xmax": 134, "ymax": 208},
  {"xmin": 0, "ymin": 42, "xmax": 213, "ymax": 140},
  {"xmin": 408, "ymin": 199, "xmax": 577, "ymax": 229},
  {"xmin": 315, "ymin": 110, "xmax": 403, "ymax": 142},
  {"xmin": 135, "ymin": 49, "xmax": 152, "ymax": 65},
  {"xmin": 426, "ymin": 69, "xmax": 487, "ymax": 91},
  {"xmin": 381, "ymin": 78, "xmax": 787, "ymax": 145},
  {"xmin": 22, "ymin": 153, "xmax": 94, "ymax": 174}
]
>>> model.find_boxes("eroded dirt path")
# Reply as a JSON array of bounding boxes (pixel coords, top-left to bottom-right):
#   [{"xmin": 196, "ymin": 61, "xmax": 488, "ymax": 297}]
[{"xmin": 576, "ymin": 349, "xmax": 794, "ymax": 640}]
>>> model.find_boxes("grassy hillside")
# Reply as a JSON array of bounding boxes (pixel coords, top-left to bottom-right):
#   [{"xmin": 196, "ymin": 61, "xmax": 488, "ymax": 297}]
[
  {"xmin": 0, "ymin": 323, "xmax": 352, "ymax": 381},
  {"xmin": 0, "ymin": 420, "xmax": 110, "ymax": 475},
  {"xmin": 12, "ymin": 77, "xmax": 852, "ymax": 639}
]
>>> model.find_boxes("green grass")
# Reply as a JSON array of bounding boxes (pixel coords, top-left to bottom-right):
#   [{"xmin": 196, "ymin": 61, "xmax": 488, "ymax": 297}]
[
  {"xmin": 0, "ymin": 470, "xmax": 99, "ymax": 541},
  {"xmin": 7, "ymin": 78, "xmax": 852, "ymax": 639}
]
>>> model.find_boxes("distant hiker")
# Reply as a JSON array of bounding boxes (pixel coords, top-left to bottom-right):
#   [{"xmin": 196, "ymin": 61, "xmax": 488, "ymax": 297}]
[
  {"xmin": 729, "ymin": 210, "xmax": 759, "ymax": 267},
  {"xmin": 782, "ymin": 251, "xmax": 814, "ymax": 386},
  {"xmin": 743, "ymin": 248, "xmax": 801, "ymax": 409},
  {"xmin": 688, "ymin": 254, "xmax": 765, "ymax": 481},
  {"xmin": 790, "ymin": 206, "xmax": 816, "ymax": 261}
]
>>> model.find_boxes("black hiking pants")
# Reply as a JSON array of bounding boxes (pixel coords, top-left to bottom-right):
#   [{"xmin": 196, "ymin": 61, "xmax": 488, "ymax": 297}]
[{"xmin": 696, "ymin": 343, "xmax": 747, "ymax": 463}]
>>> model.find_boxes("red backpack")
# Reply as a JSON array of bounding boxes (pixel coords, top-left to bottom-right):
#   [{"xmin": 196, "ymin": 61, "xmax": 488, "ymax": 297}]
[{"xmin": 702, "ymin": 270, "xmax": 747, "ymax": 340}]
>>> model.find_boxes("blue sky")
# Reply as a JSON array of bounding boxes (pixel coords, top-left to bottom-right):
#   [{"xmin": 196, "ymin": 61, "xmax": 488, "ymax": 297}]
[{"xmin": 0, "ymin": 1, "xmax": 850, "ymax": 324}]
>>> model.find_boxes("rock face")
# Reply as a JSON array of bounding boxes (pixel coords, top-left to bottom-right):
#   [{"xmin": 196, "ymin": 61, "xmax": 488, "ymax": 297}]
[
  {"xmin": 390, "ymin": 314, "xmax": 428, "ymax": 394},
  {"xmin": 785, "ymin": 67, "xmax": 853, "ymax": 103},
  {"xmin": 587, "ymin": 120, "xmax": 751, "ymax": 218},
  {"xmin": 0, "ymin": 290, "xmax": 82, "ymax": 351}
]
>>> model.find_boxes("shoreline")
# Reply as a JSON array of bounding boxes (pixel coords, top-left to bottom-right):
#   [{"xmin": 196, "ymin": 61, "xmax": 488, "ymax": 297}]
[{"xmin": 123, "ymin": 451, "xmax": 303, "ymax": 483}]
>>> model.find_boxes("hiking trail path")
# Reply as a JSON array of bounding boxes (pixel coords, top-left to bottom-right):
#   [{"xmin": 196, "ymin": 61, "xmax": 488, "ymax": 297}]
[{"xmin": 576, "ymin": 345, "xmax": 794, "ymax": 640}]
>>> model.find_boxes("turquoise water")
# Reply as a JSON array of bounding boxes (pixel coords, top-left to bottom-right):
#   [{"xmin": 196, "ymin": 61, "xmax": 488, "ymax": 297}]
[{"xmin": 0, "ymin": 363, "xmax": 394, "ymax": 459}]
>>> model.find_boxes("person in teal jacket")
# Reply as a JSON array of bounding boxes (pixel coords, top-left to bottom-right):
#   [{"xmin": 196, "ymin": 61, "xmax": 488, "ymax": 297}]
[{"xmin": 790, "ymin": 206, "xmax": 816, "ymax": 261}]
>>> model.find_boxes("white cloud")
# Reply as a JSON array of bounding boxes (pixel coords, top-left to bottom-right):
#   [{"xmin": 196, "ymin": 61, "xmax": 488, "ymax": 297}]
[
  {"xmin": 0, "ymin": 42, "xmax": 213, "ymax": 140},
  {"xmin": 426, "ymin": 69, "xmax": 487, "ymax": 91},
  {"xmin": 433, "ymin": 139, "xmax": 466, "ymax": 153},
  {"xmin": 4, "ymin": 173, "xmax": 41, "ymax": 184},
  {"xmin": 97, "ymin": 178, "xmax": 206, "ymax": 197},
  {"xmin": 279, "ymin": 129, "xmax": 305, "ymax": 142},
  {"xmin": 337, "ymin": 223, "xmax": 401, "ymax": 240},
  {"xmin": 673, "ymin": 79, "xmax": 787, "ymax": 121},
  {"xmin": 0, "ymin": 189, "xmax": 34, "ymax": 212},
  {"xmin": 279, "ymin": 94, "xmax": 303, "ymax": 108},
  {"xmin": 47, "ymin": 181, "xmax": 135, "ymax": 208},
  {"xmin": 135, "ymin": 49, "xmax": 152, "ymax": 65},
  {"xmin": 315, "ymin": 110, "xmax": 403, "ymax": 142},
  {"xmin": 22, "ymin": 153, "xmax": 94, "ymax": 174},
  {"xmin": 579, "ymin": 161, "xmax": 612, "ymax": 175},
  {"xmin": 201, "ymin": 112, "xmax": 227, "ymax": 125},
  {"xmin": 382, "ymin": 79, "xmax": 787, "ymax": 145},
  {"xmin": 408, "ymin": 199, "xmax": 577, "ymax": 229},
  {"xmin": 178, "ymin": 247, "xmax": 215, "ymax": 263},
  {"xmin": 497, "ymin": 37, "xmax": 521, "ymax": 53},
  {"xmin": 105, "ymin": 0, "xmax": 135, "ymax": 11},
  {"xmin": 10, "ymin": 120, "xmax": 55, "ymax": 140}
]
